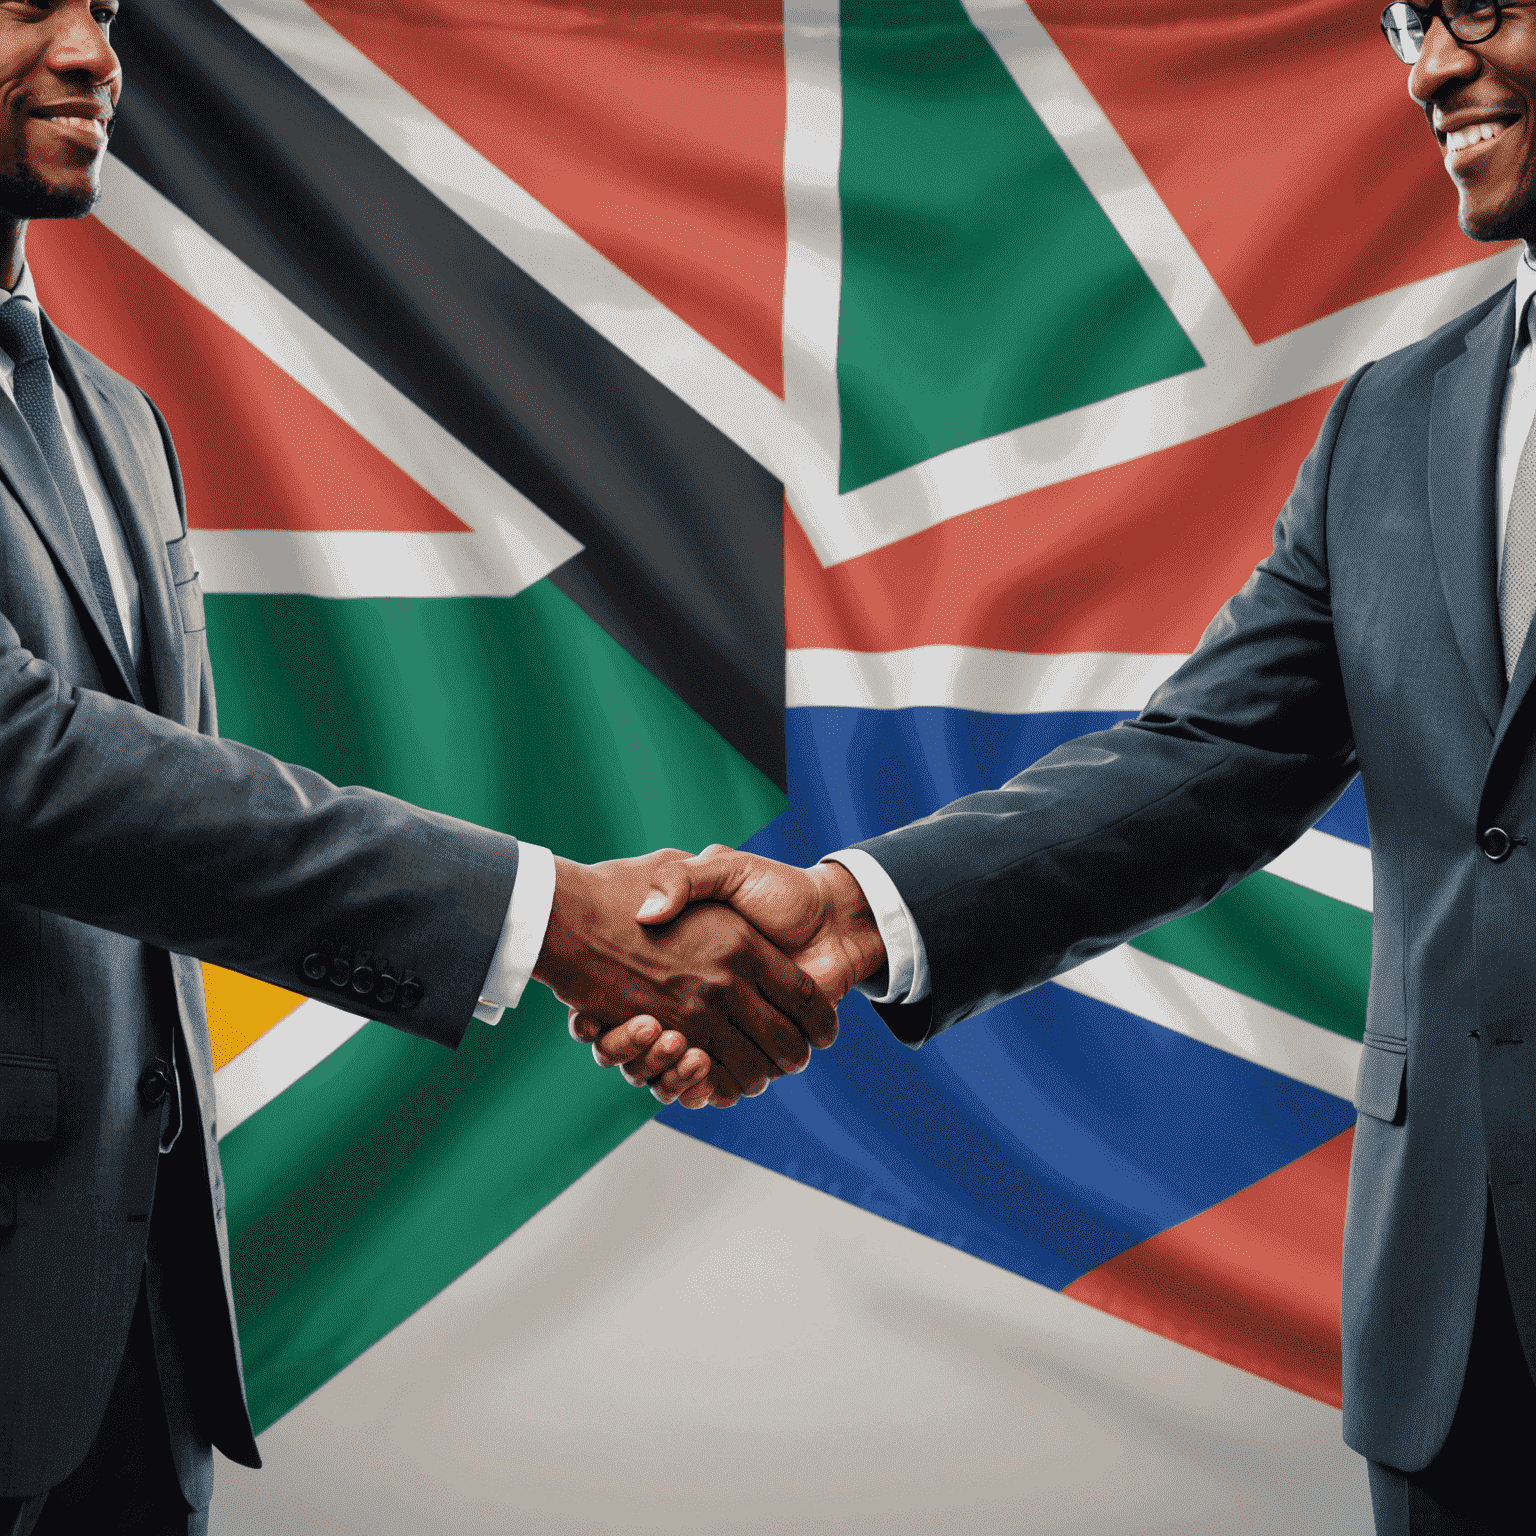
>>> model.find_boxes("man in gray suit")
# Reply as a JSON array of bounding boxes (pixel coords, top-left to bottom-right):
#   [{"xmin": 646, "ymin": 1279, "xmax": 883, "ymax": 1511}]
[
  {"xmin": 0, "ymin": 4, "xmax": 836, "ymax": 1533},
  {"xmin": 593, "ymin": 0, "xmax": 1536, "ymax": 1528}
]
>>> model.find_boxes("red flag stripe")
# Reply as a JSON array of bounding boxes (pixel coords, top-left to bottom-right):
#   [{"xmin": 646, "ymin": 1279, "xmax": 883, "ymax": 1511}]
[
  {"xmin": 28, "ymin": 216, "xmax": 470, "ymax": 535},
  {"xmin": 787, "ymin": 387, "xmax": 1340, "ymax": 656},
  {"xmin": 309, "ymin": 0, "xmax": 787, "ymax": 399},
  {"xmin": 1064, "ymin": 1129, "xmax": 1352, "ymax": 1407}
]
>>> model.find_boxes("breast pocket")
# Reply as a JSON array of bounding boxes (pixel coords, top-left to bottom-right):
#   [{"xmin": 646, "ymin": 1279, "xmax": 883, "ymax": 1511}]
[
  {"xmin": 0, "ymin": 1052, "xmax": 57, "ymax": 1143},
  {"xmin": 165, "ymin": 535, "xmax": 205, "ymax": 634}
]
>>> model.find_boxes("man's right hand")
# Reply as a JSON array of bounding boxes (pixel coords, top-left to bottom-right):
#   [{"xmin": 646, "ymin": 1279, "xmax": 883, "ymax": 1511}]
[{"xmin": 533, "ymin": 851, "xmax": 839, "ymax": 1107}]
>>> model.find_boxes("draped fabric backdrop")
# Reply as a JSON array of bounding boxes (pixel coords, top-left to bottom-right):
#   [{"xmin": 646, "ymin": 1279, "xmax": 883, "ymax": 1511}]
[{"xmin": 47, "ymin": 1, "xmax": 1511, "ymax": 1529}]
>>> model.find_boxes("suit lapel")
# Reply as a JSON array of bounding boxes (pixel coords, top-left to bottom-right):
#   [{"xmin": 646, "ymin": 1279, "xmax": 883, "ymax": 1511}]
[
  {"xmin": 1428, "ymin": 286, "xmax": 1514, "ymax": 738},
  {"xmin": 0, "ymin": 371, "xmax": 142, "ymax": 705},
  {"xmin": 45, "ymin": 319, "xmax": 187, "ymax": 726}
]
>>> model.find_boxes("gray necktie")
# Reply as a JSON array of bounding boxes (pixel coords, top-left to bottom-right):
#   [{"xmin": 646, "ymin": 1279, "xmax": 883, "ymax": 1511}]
[
  {"xmin": 0, "ymin": 297, "xmax": 137, "ymax": 689},
  {"xmin": 1502, "ymin": 312, "xmax": 1536, "ymax": 681}
]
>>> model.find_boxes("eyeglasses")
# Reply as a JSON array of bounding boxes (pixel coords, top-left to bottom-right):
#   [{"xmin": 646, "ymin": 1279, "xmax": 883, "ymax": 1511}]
[{"xmin": 1381, "ymin": 0, "xmax": 1501, "ymax": 63}]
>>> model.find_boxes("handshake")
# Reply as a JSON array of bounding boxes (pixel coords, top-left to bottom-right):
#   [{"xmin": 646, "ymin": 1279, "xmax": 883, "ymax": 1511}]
[{"xmin": 532, "ymin": 846, "xmax": 890, "ymax": 1110}]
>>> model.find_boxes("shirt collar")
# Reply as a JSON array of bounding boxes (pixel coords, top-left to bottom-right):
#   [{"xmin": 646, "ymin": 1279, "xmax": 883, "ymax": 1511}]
[
  {"xmin": 1516, "ymin": 252, "xmax": 1536, "ymax": 359},
  {"xmin": 0, "ymin": 264, "xmax": 39, "ymax": 309}
]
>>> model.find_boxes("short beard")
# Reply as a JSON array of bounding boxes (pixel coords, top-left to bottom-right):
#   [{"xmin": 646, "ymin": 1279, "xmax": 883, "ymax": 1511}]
[
  {"xmin": 0, "ymin": 157, "xmax": 98, "ymax": 221},
  {"xmin": 1459, "ymin": 179, "xmax": 1536, "ymax": 244},
  {"xmin": 0, "ymin": 113, "xmax": 116, "ymax": 222}
]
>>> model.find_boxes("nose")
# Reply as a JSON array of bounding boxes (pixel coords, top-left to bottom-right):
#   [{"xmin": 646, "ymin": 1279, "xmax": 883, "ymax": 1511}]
[
  {"xmin": 1410, "ymin": 15, "xmax": 1481, "ymax": 106},
  {"xmin": 44, "ymin": 2, "xmax": 120, "ymax": 95}
]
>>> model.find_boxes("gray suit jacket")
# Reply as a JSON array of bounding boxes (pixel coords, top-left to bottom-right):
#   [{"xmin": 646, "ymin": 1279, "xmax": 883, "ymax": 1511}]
[
  {"xmin": 0, "ymin": 313, "xmax": 521, "ymax": 1498},
  {"xmin": 857, "ymin": 283, "xmax": 1534, "ymax": 1472}
]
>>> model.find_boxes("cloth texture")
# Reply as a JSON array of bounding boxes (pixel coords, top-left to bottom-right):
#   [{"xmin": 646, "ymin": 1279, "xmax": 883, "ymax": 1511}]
[
  {"xmin": 852, "ymin": 278, "xmax": 1536, "ymax": 1480},
  {"xmin": 3, "ymin": 1274, "xmax": 210, "ymax": 1536},
  {"xmin": 1365, "ymin": 1197, "xmax": 1536, "ymax": 1534},
  {"xmin": 476, "ymin": 840, "xmax": 556, "ymax": 1021}
]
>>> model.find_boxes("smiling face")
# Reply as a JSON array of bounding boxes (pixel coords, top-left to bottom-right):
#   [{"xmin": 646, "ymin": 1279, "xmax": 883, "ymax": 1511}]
[{"xmin": 0, "ymin": 0, "xmax": 118, "ymax": 221}]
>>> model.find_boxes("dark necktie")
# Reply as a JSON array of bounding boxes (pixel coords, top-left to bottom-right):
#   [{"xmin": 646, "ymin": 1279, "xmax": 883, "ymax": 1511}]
[
  {"xmin": 1502, "ymin": 303, "xmax": 1536, "ymax": 682},
  {"xmin": 0, "ymin": 297, "xmax": 136, "ymax": 688}
]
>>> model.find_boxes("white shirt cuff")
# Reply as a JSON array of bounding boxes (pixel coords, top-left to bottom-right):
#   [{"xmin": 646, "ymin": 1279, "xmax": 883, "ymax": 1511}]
[
  {"xmin": 822, "ymin": 848, "xmax": 931, "ymax": 1006},
  {"xmin": 474, "ymin": 842, "xmax": 557, "ymax": 1023}
]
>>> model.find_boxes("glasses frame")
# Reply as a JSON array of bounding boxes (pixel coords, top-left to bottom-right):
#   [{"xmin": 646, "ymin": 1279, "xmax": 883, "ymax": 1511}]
[{"xmin": 1381, "ymin": 0, "xmax": 1503, "ymax": 62}]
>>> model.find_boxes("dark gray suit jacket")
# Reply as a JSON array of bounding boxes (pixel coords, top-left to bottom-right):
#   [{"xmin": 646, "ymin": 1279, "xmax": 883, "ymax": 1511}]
[
  {"xmin": 0, "ymin": 312, "xmax": 521, "ymax": 1499},
  {"xmin": 857, "ymin": 282, "xmax": 1534, "ymax": 1472}
]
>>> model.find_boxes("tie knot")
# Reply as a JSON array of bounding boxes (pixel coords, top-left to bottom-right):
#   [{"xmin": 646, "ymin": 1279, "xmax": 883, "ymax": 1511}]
[{"xmin": 0, "ymin": 297, "xmax": 47, "ymax": 367}]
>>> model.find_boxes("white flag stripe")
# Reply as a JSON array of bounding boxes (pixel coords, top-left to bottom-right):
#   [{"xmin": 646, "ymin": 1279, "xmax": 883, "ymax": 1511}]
[
  {"xmin": 216, "ymin": 0, "xmax": 834, "ymax": 523},
  {"xmin": 782, "ymin": 4, "xmax": 844, "ymax": 517},
  {"xmin": 787, "ymin": 644, "xmax": 1187, "ymax": 713},
  {"xmin": 190, "ymin": 526, "xmax": 575, "ymax": 600},
  {"xmin": 1058, "ymin": 946, "xmax": 1362, "ymax": 1104},
  {"xmin": 213, "ymin": 1122, "xmax": 1371, "ymax": 1536},
  {"xmin": 94, "ymin": 157, "xmax": 582, "ymax": 598},
  {"xmin": 214, "ymin": 998, "xmax": 369, "ymax": 1138},
  {"xmin": 1265, "ymin": 831, "xmax": 1374, "ymax": 914},
  {"xmin": 809, "ymin": 250, "xmax": 1518, "ymax": 565},
  {"xmin": 964, "ymin": 0, "xmax": 1254, "ymax": 366}
]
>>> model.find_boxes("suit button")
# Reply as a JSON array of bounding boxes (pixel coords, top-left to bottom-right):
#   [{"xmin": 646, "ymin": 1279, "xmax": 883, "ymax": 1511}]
[
  {"xmin": 374, "ymin": 962, "xmax": 397, "ymax": 1006},
  {"xmin": 302, "ymin": 953, "xmax": 327, "ymax": 982},
  {"xmin": 1481, "ymin": 826, "xmax": 1515, "ymax": 862},
  {"xmin": 139, "ymin": 1059, "xmax": 172, "ymax": 1107}
]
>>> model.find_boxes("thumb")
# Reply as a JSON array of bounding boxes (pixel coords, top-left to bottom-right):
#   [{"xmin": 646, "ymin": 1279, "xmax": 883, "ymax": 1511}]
[{"xmin": 635, "ymin": 844, "xmax": 741, "ymax": 924}]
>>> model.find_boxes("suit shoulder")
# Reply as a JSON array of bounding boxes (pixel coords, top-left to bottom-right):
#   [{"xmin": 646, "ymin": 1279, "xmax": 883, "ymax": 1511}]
[{"xmin": 1350, "ymin": 280, "xmax": 1514, "ymax": 402}]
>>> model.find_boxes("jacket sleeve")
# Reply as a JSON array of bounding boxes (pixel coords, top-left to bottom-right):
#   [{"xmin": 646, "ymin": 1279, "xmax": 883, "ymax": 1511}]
[
  {"xmin": 856, "ymin": 367, "xmax": 1370, "ymax": 1046},
  {"xmin": 0, "ymin": 612, "xmax": 518, "ymax": 1051}
]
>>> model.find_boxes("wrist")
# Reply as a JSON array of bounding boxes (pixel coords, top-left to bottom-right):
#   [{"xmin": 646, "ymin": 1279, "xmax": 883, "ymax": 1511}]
[
  {"xmin": 532, "ymin": 856, "xmax": 587, "ymax": 996},
  {"xmin": 812, "ymin": 858, "xmax": 886, "ymax": 986}
]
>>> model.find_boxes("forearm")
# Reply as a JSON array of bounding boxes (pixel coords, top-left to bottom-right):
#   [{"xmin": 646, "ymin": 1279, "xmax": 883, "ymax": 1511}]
[
  {"xmin": 859, "ymin": 715, "xmax": 1356, "ymax": 1041},
  {"xmin": 0, "ymin": 652, "xmax": 518, "ymax": 1045}
]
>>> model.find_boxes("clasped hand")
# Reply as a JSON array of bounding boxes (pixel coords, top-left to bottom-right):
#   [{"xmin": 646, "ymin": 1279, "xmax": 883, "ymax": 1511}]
[{"xmin": 536, "ymin": 847, "xmax": 886, "ymax": 1110}]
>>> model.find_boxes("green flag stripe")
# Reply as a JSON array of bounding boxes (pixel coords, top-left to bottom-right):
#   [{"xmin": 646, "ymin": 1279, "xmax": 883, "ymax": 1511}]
[
  {"xmin": 220, "ymin": 985, "xmax": 652, "ymax": 1433},
  {"xmin": 206, "ymin": 583, "xmax": 786, "ymax": 1430},
  {"xmin": 837, "ymin": 0, "xmax": 1202, "ymax": 493},
  {"xmin": 1130, "ymin": 871, "xmax": 1371, "ymax": 1044}
]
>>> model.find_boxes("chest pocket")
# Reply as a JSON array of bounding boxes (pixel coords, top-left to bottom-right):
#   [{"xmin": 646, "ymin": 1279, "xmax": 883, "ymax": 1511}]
[{"xmin": 165, "ymin": 535, "xmax": 205, "ymax": 634}]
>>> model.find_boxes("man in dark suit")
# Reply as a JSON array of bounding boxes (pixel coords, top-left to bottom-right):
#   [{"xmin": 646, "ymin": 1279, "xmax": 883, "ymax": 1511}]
[
  {"xmin": 0, "ymin": 4, "xmax": 837, "ymax": 1533},
  {"xmin": 599, "ymin": 1, "xmax": 1536, "ymax": 1528}
]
